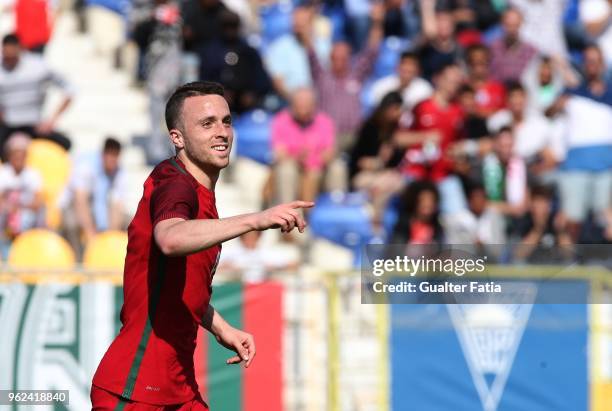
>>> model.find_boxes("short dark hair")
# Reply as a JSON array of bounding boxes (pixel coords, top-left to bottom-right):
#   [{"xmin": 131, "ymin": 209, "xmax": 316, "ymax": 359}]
[
  {"xmin": 400, "ymin": 51, "xmax": 418, "ymax": 62},
  {"xmin": 431, "ymin": 61, "xmax": 459, "ymax": 78},
  {"xmin": 506, "ymin": 80, "xmax": 525, "ymax": 94},
  {"xmin": 103, "ymin": 136, "xmax": 122, "ymax": 153},
  {"xmin": 165, "ymin": 81, "xmax": 225, "ymax": 131},
  {"xmin": 2, "ymin": 34, "xmax": 20, "ymax": 46},
  {"xmin": 457, "ymin": 84, "xmax": 475, "ymax": 95},
  {"xmin": 465, "ymin": 44, "xmax": 489, "ymax": 62}
]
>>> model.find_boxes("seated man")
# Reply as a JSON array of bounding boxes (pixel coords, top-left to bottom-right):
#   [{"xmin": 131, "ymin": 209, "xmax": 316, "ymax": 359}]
[
  {"xmin": 271, "ymin": 88, "xmax": 336, "ymax": 204},
  {"xmin": 59, "ymin": 137, "xmax": 129, "ymax": 256},
  {"xmin": 0, "ymin": 133, "xmax": 44, "ymax": 258},
  {"xmin": 0, "ymin": 34, "xmax": 73, "ymax": 156}
]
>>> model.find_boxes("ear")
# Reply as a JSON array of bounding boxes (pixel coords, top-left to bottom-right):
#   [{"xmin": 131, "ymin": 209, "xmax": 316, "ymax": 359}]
[{"xmin": 169, "ymin": 128, "xmax": 185, "ymax": 150}]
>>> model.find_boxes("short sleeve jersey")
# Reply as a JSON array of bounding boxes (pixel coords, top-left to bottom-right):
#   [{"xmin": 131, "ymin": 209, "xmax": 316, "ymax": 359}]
[{"xmin": 92, "ymin": 158, "xmax": 221, "ymax": 405}]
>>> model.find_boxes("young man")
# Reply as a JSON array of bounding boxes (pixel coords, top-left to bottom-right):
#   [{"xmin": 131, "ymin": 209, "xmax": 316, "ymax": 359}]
[{"xmin": 91, "ymin": 82, "xmax": 313, "ymax": 410}]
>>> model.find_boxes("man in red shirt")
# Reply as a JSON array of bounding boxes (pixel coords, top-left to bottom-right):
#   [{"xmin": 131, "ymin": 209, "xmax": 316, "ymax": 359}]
[
  {"xmin": 393, "ymin": 63, "xmax": 467, "ymax": 215},
  {"xmin": 395, "ymin": 63, "xmax": 464, "ymax": 182},
  {"xmin": 91, "ymin": 81, "xmax": 312, "ymax": 410},
  {"xmin": 465, "ymin": 44, "xmax": 506, "ymax": 117}
]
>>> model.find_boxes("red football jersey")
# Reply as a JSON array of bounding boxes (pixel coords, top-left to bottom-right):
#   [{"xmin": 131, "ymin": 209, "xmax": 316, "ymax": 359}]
[
  {"xmin": 401, "ymin": 97, "xmax": 464, "ymax": 182},
  {"xmin": 92, "ymin": 158, "xmax": 221, "ymax": 405}
]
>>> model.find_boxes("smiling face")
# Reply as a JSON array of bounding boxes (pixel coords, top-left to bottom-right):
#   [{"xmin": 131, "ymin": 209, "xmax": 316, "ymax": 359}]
[{"xmin": 169, "ymin": 94, "xmax": 233, "ymax": 172}]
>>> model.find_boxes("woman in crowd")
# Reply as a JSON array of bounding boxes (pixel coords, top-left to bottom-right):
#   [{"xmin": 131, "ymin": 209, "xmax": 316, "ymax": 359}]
[{"xmin": 349, "ymin": 91, "xmax": 405, "ymax": 227}]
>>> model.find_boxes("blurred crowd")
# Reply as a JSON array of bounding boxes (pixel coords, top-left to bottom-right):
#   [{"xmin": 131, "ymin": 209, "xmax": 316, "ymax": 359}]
[{"xmin": 1, "ymin": 0, "xmax": 612, "ymax": 266}]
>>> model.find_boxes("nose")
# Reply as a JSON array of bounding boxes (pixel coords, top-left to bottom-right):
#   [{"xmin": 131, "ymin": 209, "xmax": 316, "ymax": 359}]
[{"xmin": 215, "ymin": 122, "xmax": 231, "ymax": 139}]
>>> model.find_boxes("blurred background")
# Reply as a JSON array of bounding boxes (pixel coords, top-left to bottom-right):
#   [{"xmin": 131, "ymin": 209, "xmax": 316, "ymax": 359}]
[{"xmin": 0, "ymin": 0, "xmax": 611, "ymax": 410}]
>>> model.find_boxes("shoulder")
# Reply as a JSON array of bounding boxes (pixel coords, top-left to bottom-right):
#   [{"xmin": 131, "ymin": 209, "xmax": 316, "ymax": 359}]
[{"xmin": 150, "ymin": 159, "xmax": 198, "ymax": 191}]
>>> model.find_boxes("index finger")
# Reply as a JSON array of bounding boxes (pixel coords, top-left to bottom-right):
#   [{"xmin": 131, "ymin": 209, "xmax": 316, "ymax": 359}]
[{"xmin": 290, "ymin": 201, "xmax": 315, "ymax": 209}]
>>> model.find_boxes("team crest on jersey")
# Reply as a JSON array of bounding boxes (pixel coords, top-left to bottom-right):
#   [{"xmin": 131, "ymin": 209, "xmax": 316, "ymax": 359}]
[{"xmin": 447, "ymin": 284, "xmax": 537, "ymax": 411}]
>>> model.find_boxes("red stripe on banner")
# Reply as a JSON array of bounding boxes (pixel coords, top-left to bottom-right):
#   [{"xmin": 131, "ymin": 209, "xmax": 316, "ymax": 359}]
[
  {"xmin": 243, "ymin": 282, "xmax": 283, "ymax": 411},
  {"xmin": 194, "ymin": 326, "xmax": 208, "ymax": 401}
]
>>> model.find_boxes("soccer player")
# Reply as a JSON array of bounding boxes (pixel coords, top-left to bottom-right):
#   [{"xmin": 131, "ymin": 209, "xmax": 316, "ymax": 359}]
[{"xmin": 91, "ymin": 82, "xmax": 313, "ymax": 410}]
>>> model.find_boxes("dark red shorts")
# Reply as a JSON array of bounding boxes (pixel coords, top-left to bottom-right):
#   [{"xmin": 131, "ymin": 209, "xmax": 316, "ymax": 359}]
[{"xmin": 91, "ymin": 385, "xmax": 209, "ymax": 411}]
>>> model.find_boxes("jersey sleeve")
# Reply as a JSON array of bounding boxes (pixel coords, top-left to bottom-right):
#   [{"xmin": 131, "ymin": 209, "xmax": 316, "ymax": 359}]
[{"xmin": 150, "ymin": 177, "xmax": 198, "ymax": 226}]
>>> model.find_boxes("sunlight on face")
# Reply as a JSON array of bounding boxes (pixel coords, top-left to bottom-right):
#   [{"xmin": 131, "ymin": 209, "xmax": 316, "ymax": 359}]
[{"xmin": 179, "ymin": 94, "xmax": 234, "ymax": 171}]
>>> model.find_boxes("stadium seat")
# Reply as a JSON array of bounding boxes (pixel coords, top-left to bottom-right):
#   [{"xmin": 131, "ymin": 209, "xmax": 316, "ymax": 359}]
[
  {"xmin": 83, "ymin": 230, "xmax": 128, "ymax": 270},
  {"xmin": 309, "ymin": 192, "xmax": 374, "ymax": 264},
  {"xmin": 373, "ymin": 36, "xmax": 410, "ymax": 80},
  {"xmin": 360, "ymin": 78, "xmax": 378, "ymax": 116},
  {"xmin": 260, "ymin": 2, "xmax": 293, "ymax": 45},
  {"xmin": 86, "ymin": 0, "xmax": 129, "ymax": 16},
  {"xmin": 233, "ymin": 109, "xmax": 274, "ymax": 165},
  {"xmin": 26, "ymin": 139, "xmax": 72, "ymax": 229},
  {"xmin": 8, "ymin": 229, "xmax": 75, "ymax": 268},
  {"xmin": 322, "ymin": 5, "xmax": 347, "ymax": 42}
]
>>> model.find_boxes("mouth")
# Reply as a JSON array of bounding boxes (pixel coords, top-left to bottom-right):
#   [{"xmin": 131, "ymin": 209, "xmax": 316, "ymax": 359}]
[{"xmin": 211, "ymin": 144, "xmax": 229, "ymax": 153}]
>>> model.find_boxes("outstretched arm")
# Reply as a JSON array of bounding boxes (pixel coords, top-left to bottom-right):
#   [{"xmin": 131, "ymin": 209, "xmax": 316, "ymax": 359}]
[{"xmin": 154, "ymin": 201, "xmax": 314, "ymax": 256}]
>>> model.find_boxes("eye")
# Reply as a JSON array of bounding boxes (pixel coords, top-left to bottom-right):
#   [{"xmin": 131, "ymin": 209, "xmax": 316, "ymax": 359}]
[{"xmin": 202, "ymin": 121, "xmax": 213, "ymax": 128}]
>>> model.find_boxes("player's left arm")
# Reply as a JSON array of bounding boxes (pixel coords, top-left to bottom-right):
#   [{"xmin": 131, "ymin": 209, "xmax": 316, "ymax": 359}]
[{"xmin": 202, "ymin": 304, "xmax": 256, "ymax": 367}]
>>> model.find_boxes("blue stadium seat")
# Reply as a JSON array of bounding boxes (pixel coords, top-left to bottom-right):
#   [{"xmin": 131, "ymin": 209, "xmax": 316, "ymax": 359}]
[
  {"xmin": 323, "ymin": 5, "xmax": 347, "ymax": 43},
  {"xmin": 360, "ymin": 78, "xmax": 378, "ymax": 116},
  {"xmin": 382, "ymin": 195, "xmax": 401, "ymax": 241},
  {"xmin": 482, "ymin": 24, "xmax": 502, "ymax": 45},
  {"xmin": 309, "ymin": 192, "xmax": 374, "ymax": 263},
  {"xmin": 234, "ymin": 109, "xmax": 274, "ymax": 165},
  {"xmin": 373, "ymin": 36, "xmax": 410, "ymax": 80},
  {"xmin": 86, "ymin": 0, "xmax": 129, "ymax": 16},
  {"xmin": 260, "ymin": 2, "xmax": 294, "ymax": 45}
]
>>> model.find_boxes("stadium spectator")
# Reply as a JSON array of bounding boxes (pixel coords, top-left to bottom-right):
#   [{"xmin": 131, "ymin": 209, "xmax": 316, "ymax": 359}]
[
  {"xmin": 389, "ymin": 180, "xmax": 444, "ymax": 245},
  {"xmin": 489, "ymin": 8, "xmax": 537, "ymax": 84},
  {"xmin": 381, "ymin": 0, "xmax": 420, "ymax": 40},
  {"xmin": 130, "ymin": 0, "xmax": 183, "ymax": 164},
  {"xmin": 181, "ymin": 0, "xmax": 228, "ymax": 52},
  {"xmin": 488, "ymin": 82, "xmax": 562, "ymax": 183},
  {"xmin": 0, "ymin": 133, "xmax": 43, "ymax": 258},
  {"xmin": 59, "ymin": 137, "xmax": 129, "ymax": 257},
  {"xmin": 416, "ymin": 3, "xmax": 462, "ymax": 80},
  {"xmin": 547, "ymin": 45, "xmax": 612, "ymax": 242},
  {"xmin": 218, "ymin": 231, "xmax": 299, "ymax": 282},
  {"xmin": 306, "ymin": 2, "xmax": 384, "ymax": 149},
  {"xmin": 579, "ymin": 0, "xmax": 612, "ymax": 70},
  {"xmin": 481, "ymin": 126, "xmax": 528, "ymax": 218},
  {"xmin": 436, "ymin": 0, "xmax": 500, "ymax": 34},
  {"xmin": 394, "ymin": 63, "xmax": 467, "ymax": 215},
  {"xmin": 509, "ymin": 0, "xmax": 568, "ymax": 59},
  {"xmin": 196, "ymin": 10, "xmax": 272, "ymax": 113},
  {"xmin": 575, "ymin": 44, "xmax": 612, "ymax": 102},
  {"xmin": 265, "ymin": 5, "xmax": 331, "ymax": 100},
  {"xmin": 464, "ymin": 44, "xmax": 506, "ymax": 116},
  {"xmin": 513, "ymin": 185, "xmax": 572, "ymax": 264},
  {"xmin": 0, "ymin": 34, "xmax": 72, "ymax": 157},
  {"xmin": 370, "ymin": 51, "xmax": 433, "ymax": 113},
  {"xmin": 349, "ymin": 92, "xmax": 405, "ymax": 224},
  {"xmin": 521, "ymin": 55, "xmax": 578, "ymax": 115},
  {"xmin": 14, "ymin": 0, "xmax": 54, "ymax": 52},
  {"xmin": 454, "ymin": 84, "xmax": 490, "ymax": 151},
  {"xmin": 448, "ymin": 85, "xmax": 491, "ymax": 187},
  {"xmin": 443, "ymin": 182, "xmax": 506, "ymax": 249},
  {"xmin": 271, "ymin": 88, "xmax": 335, "ymax": 204}
]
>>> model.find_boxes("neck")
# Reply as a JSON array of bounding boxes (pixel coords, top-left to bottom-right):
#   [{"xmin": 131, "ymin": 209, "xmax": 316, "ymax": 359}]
[
  {"xmin": 433, "ymin": 91, "xmax": 449, "ymax": 107},
  {"xmin": 176, "ymin": 151, "xmax": 219, "ymax": 191}
]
